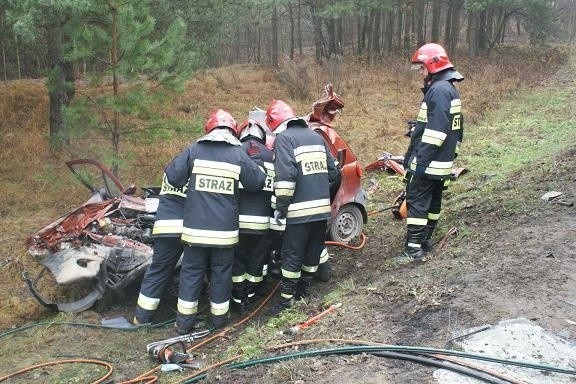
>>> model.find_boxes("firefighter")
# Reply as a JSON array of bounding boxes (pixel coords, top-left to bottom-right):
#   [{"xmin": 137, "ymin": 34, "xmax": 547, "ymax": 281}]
[
  {"xmin": 231, "ymin": 119, "xmax": 275, "ymax": 313},
  {"xmin": 393, "ymin": 43, "xmax": 464, "ymax": 264},
  {"xmin": 133, "ymin": 174, "xmax": 187, "ymax": 325},
  {"xmin": 265, "ymin": 100, "xmax": 340, "ymax": 314},
  {"xmin": 165, "ymin": 109, "xmax": 266, "ymax": 333}
]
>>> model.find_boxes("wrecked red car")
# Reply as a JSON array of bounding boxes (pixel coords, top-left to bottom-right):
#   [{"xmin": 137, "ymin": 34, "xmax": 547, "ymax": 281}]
[
  {"xmin": 24, "ymin": 86, "xmax": 367, "ymax": 313},
  {"xmin": 250, "ymin": 84, "xmax": 368, "ymax": 244},
  {"xmin": 307, "ymin": 84, "xmax": 367, "ymax": 243},
  {"xmin": 24, "ymin": 159, "xmax": 160, "ymax": 312}
]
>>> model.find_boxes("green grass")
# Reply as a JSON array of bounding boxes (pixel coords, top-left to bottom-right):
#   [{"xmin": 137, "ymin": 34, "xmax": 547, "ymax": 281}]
[
  {"xmin": 452, "ymin": 81, "xmax": 576, "ymax": 214},
  {"xmin": 226, "ymin": 57, "xmax": 576, "ymax": 360}
]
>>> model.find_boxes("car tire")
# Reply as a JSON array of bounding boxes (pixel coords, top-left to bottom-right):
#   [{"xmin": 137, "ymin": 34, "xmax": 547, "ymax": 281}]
[{"xmin": 329, "ymin": 204, "xmax": 363, "ymax": 244}]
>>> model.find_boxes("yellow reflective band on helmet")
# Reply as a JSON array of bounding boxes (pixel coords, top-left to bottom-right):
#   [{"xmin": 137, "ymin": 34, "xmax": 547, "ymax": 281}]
[
  {"xmin": 177, "ymin": 298, "xmax": 198, "ymax": 315},
  {"xmin": 281, "ymin": 268, "xmax": 301, "ymax": 279},
  {"xmin": 211, "ymin": 300, "xmax": 229, "ymax": 316},
  {"xmin": 137, "ymin": 293, "xmax": 161, "ymax": 311}
]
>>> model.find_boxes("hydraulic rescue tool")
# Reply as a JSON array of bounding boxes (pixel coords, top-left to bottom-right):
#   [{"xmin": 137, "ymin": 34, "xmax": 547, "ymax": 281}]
[{"xmin": 146, "ymin": 329, "xmax": 210, "ymax": 369}]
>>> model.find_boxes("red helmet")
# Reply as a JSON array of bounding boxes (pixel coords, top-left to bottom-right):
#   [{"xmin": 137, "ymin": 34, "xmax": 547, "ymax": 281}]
[
  {"xmin": 411, "ymin": 43, "xmax": 453, "ymax": 74},
  {"xmin": 265, "ymin": 100, "xmax": 295, "ymax": 132},
  {"xmin": 204, "ymin": 108, "xmax": 237, "ymax": 134}
]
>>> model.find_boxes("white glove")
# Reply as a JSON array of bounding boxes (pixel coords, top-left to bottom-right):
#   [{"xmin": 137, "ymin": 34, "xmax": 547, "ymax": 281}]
[{"xmin": 273, "ymin": 210, "xmax": 286, "ymax": 226}]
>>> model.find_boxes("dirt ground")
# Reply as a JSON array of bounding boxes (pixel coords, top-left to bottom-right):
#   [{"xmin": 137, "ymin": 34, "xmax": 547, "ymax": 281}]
[
  {"xmin": 1, "ymin": 64, "xmax": 576, "ymax": 384},
  {"xmin": 1, "ymin": 149, "xmax": 574, "ymax": 384}
]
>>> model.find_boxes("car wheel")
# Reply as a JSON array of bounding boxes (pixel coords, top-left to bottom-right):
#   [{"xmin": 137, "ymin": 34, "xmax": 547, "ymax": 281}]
[{"xmin": 329, "ymin": 204, "xmax": 363, "ymax": 244}]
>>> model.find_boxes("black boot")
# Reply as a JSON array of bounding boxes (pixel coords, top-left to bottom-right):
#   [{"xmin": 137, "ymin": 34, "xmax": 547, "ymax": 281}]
[
  {"xmin": 421, "ymin": 221, "xmax": 437, "ymax": 252},
  {"xmin": 231, "ymin": 281, "xmax": 247, "ymax": 315},
  {"xmin": 315, "ymin": 261, "xmax": 332, "ymax": 282},
  {"xmin": 267, "ymin": 278, "xmax": 297, "ymax": 315},
  {"xmin": 391, "ymin": 226, "xmax": 425, "ymax": 265},
  {"xmin": 295, "ymin": 277, "xmax": 312, "ymax": 300},
  {"xmin": 210, "ymin": 312, "xmax": 229, "ymax": 330}
]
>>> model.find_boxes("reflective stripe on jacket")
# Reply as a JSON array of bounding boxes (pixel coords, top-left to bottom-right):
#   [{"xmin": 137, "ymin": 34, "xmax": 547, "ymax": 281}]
[
  {"xmin": 273, "ymin": 120, "xmax": 335, "ymax": 224},
  {"xmin": 152, "ymin": 174, "xmax": 187, "ymax": 237},
  {"xmin": 405, "ymin": 69, "xmax": 464, "ymax": 180},
  {"xmin": 165, "ymin": 130, "xmax": 266, "ymax": 247}
]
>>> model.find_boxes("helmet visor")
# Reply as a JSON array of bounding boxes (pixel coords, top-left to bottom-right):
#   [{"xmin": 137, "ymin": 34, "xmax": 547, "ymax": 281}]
[{"xmin": 410, "ymin": 63, "xmax": 424, "ymax": 71}]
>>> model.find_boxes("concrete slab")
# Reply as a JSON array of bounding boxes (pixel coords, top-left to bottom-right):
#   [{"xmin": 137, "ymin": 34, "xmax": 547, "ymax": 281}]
[{"xmin": 434, "ymin": 318, "xmax": 576, "ymax": 383}]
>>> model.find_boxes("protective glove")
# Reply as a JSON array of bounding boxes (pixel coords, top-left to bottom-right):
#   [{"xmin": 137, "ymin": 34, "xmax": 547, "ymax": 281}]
[
  {"xmin": 414, "ymin": 164, "xmax": 426, "ymax": 177},
  {"xmin": 273, "ymin": 210, "xmax": 286, "ymax": 226}
]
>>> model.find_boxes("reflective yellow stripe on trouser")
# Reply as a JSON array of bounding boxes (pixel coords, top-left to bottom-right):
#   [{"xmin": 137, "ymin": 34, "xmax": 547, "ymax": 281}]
[
  {"xmin": 211, "ymin": 300, "xmax": 229, "ymax": 316},
  {"xmin": 137, "ymin": 293, "xmax": 160, "ymax": 311},
  {"xmin": 178, "ymin": 298, "xmax": 198, "ymax": 315}
]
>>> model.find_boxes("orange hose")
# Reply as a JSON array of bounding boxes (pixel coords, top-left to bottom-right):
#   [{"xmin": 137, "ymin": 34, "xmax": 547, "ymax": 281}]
[
  {"xmin": 174, "ymin": 354, "xmax": 244, "ymax": 384},
  {"xmin": 126, "ymin": 282, "xmax": 280, "ymax": 383},
  {"xmin": 0, "ymin": 358, "xmax": 114, "ymax": 383},
  {"xmin": 325, "ymin": 232, "xmax": 367, "ymax": 250}
]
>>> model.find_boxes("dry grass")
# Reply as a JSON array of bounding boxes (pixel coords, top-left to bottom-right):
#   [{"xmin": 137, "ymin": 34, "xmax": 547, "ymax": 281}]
[{"xmin": 0, "ymin": 44, "xmax": 569, "ymax": 330}]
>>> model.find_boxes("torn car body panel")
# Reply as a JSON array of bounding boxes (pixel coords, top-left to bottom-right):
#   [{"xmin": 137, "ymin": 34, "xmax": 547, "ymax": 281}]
[{"xmin": 24, "ymin": 159, "xmax": 156, "ymax": 313}]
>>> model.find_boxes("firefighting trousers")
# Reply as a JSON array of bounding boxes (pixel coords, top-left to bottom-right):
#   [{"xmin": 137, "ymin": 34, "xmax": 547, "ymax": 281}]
[
  {"xmin": 280, "ymin": 220, "xmax": 327, "ymax": 291},
  {"xmin": 233, "ymin": 233, "xmax": 271, "ymax": 284},
  {"xmin": 176, "ymin": 246, "xmax": 234, "ymax": 332},
  {"xmin": 406, "ymin": 174, "xmax": 444, "ymax": 232},
  {"xmin": 135, "ymin": 236, "xmax": 183, "ymax": 323}
]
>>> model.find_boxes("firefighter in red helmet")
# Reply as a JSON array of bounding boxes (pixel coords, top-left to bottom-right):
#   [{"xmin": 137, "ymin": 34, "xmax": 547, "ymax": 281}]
[
  {"xmin": 165, "ymin": 108, "xmax": 266, "ymax": 333},
  {"xmin": 230, "ymin": 118, "xmax": 275, "ymax": 313},
  {"xmin": 393, "ymin": 43, "xmax": 464, "ymax": 264},
  {"xmin": 265, "ymin": 100, "xmax": 340, "ymax": 314}
]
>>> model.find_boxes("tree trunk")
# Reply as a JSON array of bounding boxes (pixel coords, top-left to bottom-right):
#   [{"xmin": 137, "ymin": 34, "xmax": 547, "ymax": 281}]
[
  {"xmin": 336, "ymin": 17, "xmax": 343, "ymax": 54},
  {"xmin": 370, "ymin": 9, "xmax": 381, "ymax": 59},
  {"xmin": 444, "ymin": 4, "xmax": 452, "ymax": 46},
  {"xmin": 310, "ymin": 1, "xmax": 323, "ymax": 63},
  {"xmin": 271, "ymin": 5, "xmax": 279, "ymax": 66},
  {"xmin": 403, "ymin": 8, "xmax": 411, "ymax": 51},
  {"xmin": 431, "ymin": 0, "xmax": 442, "ymax": 42},
  {"xmin": 46, "ymin": 14, "xmax": 70, "ymax": 147},
  {"xmin": 326, "ymin": 18, "xmax": 337, "ymax": 57},
  {"xmin": 111, "ymin": 5, "xmax": 120, "ymax": 175},
  {"xmin": 414, "ymin": 0, "xmax": 425, "ymax": 47},
  {"xmin": 447, "ymin": 0, "xmax": 462, "ymax": 53},
  {"xmin": 359, "ymin": 11, "xmax": 368, "ymax": 55},
  {"xmin": 289, "ymin": 5, "xmax": 295, "ymax": 60},
  {"xmin": 297, "ymin": 2, "xmax": 303, "ymax": 55},
  {"xmin": 396, "ymin": 8, "xmax": 403, "ymax": 51},
  {"xmin": 467, "ymin": 11, "xmax": 480, "ymax": 57}
]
